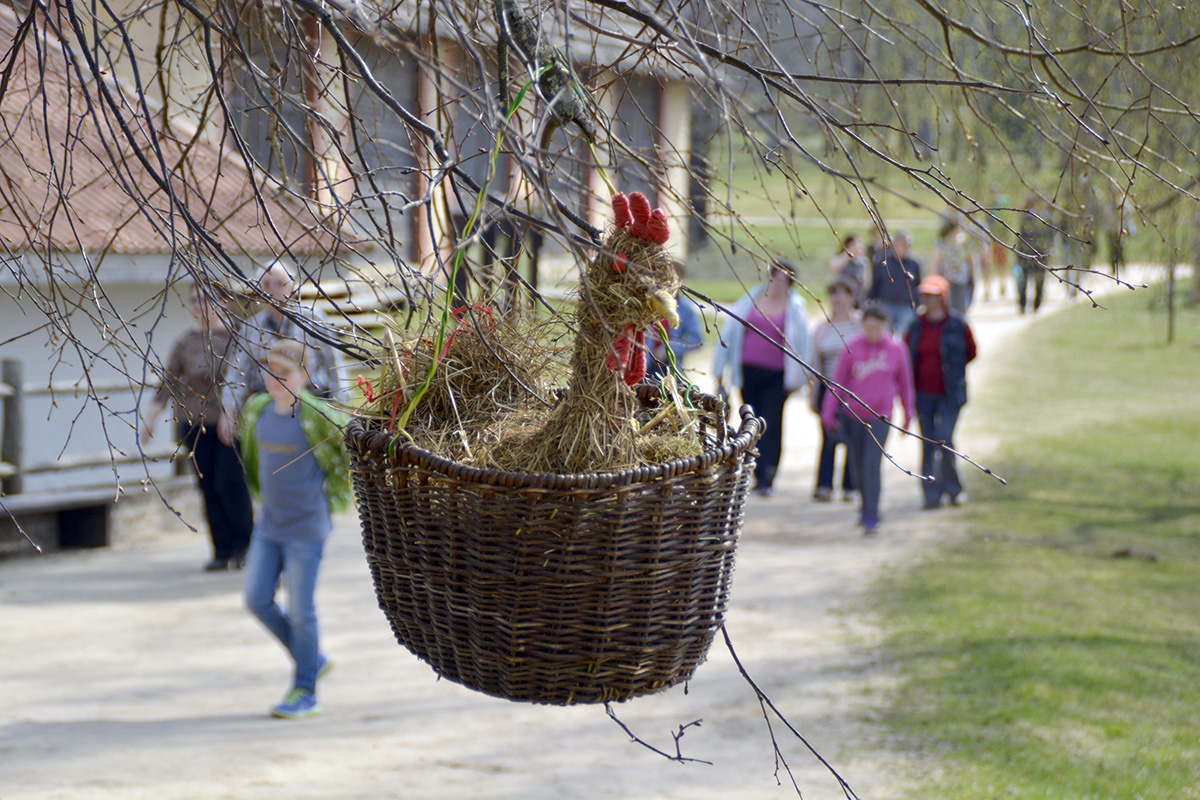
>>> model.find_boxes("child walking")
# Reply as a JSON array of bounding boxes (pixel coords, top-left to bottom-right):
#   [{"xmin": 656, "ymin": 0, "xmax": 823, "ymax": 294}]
[
  {"xmin": 239, "ymin": 339, "xmax": 351, "ymax": 719},
  {"xmin": 820, "ymin": 305, "xmax": 914, "ymax": 535}
]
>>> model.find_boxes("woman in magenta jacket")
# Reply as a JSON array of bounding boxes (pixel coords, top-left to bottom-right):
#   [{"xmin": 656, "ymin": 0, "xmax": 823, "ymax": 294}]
[{"xmin": 820, "ymin": 304, "xmax": 915, "ymax": 534}]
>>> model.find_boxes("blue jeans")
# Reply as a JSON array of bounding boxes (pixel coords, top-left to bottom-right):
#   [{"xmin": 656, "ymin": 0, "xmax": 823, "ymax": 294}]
[
  {"xmin": 843, "ymin": 415, "xmax": 891, "ymax": 525},
  {"xmin": 948, "ymin": 282, "xmax": 972, "ymax": 316},
  {"xmin": 883, "ymin": 301, "xmax": 917, "ymax": 335},
  {"xmin": 244, "ymin": 536, "xmax": 327, "ymax": 693},
  {"xmin": 916, "ymin": 393, "xmax": 964, "ymax": 506}
]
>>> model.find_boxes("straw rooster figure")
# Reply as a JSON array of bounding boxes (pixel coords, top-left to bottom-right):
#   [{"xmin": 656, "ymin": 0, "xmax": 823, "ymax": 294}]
[{"xmin": 498, "ymin": 191, "xmax": 680, "ymax": 473}]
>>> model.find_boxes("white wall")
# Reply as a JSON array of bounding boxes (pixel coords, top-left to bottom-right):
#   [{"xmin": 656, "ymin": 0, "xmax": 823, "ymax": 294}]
[{"xmin": 0, "ymin": 253, "xmax": 244, "ymax": 494}]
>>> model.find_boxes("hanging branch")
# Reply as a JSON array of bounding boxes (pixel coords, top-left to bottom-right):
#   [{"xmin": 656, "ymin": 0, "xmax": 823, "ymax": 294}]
[
  {"xmin": 604, "ymin": 705, "xmax": 713, "ymax": 766},
  {"xmin": 722, "ymin": 626, "xmax": 863, "ymax": 800}
]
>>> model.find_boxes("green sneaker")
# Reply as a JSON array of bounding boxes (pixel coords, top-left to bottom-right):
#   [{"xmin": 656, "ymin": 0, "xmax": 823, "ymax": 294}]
[
  {"xmin": 317, "ymin": 655, "xmax": 333, "ymax": 680},
  {"xmin": 270, "ymin": 689, "xmax": 321, "ymax": 719}
]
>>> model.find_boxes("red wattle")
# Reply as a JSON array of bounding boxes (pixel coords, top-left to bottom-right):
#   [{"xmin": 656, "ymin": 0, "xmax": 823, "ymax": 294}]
[
  {"xmin": 605, "ymin": 341, "xmax": 626, "ymax": 372},
  {"xmin": 606, "ymin": 327, "xmax": 634, "ymax": 373},
  {"xmin": 626, "ymin": 347, "xmax": 647, "ymax": 386}
]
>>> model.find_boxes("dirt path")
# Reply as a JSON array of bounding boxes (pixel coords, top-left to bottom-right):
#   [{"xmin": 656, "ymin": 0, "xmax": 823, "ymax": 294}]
[{"xmin": 0, "ymin": 291, "xmax": 1061, "ymax": 800}]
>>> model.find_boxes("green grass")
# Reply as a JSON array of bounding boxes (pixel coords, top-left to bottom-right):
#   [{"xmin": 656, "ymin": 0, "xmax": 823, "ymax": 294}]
[{"xmin": 872, "ymin": 291, "xmax": 1200, "ymax": 799}]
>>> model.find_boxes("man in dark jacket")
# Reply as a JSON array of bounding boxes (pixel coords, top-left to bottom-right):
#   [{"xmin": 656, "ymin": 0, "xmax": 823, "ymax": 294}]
[
  {"xmin": 1015, "ymin": 194, "xmax": 1055, "ymax": 314},
  {"xmin": 868, "ymin": 231, "xmax": 923, "ymax": 333},
  {"xmin": 905, "ymin": 275, "xmax": 977, "ymax": 509}
]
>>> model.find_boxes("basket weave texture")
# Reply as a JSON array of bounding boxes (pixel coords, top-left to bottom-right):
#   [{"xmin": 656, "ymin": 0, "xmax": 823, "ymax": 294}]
[{"xmin": 346, "ymin": 395, "xmax": 762, "ymax": 705}]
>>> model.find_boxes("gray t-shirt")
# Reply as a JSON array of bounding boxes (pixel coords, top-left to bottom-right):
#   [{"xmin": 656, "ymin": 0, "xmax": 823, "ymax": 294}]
[{"xmin": 254, "ymin": 401, "xmax": 332, "ymax": 543}]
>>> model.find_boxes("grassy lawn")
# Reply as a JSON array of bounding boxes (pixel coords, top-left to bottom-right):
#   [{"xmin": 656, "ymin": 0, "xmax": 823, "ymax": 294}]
[{"xmin": 871, "ymin": 290, "xmax": 1200, "ymax": 798}]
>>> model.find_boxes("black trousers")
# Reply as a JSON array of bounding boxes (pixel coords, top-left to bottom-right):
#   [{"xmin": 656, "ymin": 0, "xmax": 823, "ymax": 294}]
[
  {"xmin": 179, "ymin": 423, "xmax": 254, "ymax": 560},
  {"xmin": 814, "ymin": 383, "xmax": 855, "ymax": 493},
  {"xmin": 1015, "ymin": 260, "xmax": 1045, "ymax": 313},
  {"xmin": 740, "ymin": 365, "xmax": 789, "ymax": 489}
]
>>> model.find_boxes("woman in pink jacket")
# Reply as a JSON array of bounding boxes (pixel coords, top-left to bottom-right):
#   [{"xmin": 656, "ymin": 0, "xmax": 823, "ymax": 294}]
[{"xmin": 820, "ymin": 305, "xmax": 915, "ymax": 534}]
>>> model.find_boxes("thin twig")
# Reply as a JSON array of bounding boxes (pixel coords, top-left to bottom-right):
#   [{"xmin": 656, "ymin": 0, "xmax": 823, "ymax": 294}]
[
  {"xmin": 722, "ymin": 625, "xmax": 862, "ymax": 800},
  {"xmin": 605, "ymin": 704, "xmax": 714, "ymax": 766}
]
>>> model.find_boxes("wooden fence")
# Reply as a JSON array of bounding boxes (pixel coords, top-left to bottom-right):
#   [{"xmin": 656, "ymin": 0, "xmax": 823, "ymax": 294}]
[{"xmin": 1, "ymin": 358, "xmax": 178, "ymax": 497}]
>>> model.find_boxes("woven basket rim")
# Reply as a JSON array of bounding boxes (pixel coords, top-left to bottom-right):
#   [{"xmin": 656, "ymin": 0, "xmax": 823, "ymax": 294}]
[{"xmin": 347, "ymin": 394, "xmax": 763, "ymax": 492}]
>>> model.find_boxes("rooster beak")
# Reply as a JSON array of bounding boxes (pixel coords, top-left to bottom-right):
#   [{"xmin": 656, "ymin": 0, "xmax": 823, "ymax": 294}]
[{"xmin": 650, "ymin": 289, "xmax": 680, "ymax": 329}]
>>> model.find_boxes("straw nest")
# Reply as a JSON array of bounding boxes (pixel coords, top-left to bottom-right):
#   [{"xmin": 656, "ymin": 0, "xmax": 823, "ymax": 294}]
[
  {"xmin": 358, "ymin": 308, "xmax": 561, "ymax": 465},
  {"xmin": 360, "ymin": 224, "xmax": 703, "ymax": 474}
]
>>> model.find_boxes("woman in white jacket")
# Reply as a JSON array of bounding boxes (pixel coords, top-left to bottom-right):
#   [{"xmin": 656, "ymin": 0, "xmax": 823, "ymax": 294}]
[{"xmin": 713, "ymin": 260, "xmax": 811, "ymax": 497}]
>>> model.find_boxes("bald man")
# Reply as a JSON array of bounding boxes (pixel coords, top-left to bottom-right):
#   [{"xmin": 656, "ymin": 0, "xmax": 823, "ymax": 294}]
[{"xmin": 218, "ymin": 262, "xmax": 346, "ymax": 446}]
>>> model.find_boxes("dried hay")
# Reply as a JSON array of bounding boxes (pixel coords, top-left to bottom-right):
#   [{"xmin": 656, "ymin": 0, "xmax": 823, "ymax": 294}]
[
  {"xmin": 358, "ymin": 309, "xmax": 561, "ymax": 464},
  {"xmin": 358, "ymin": 224, "xmax": 706, "ymax": 475},
  {"xmin": 484, "ymin": 226, "xmax": 685, "ymax": 473},
  {"xmin": 582, "ymin": 229, "xmax": 680, "ymax": 332}
]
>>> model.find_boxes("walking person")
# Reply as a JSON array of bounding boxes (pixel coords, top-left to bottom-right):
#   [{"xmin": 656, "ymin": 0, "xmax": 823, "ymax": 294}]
[
  {"xmin": 1015, "ymin": 194, "xmax": 1055, "ymax": 314},
  {"xmin": 821, "ymin": 304, "xmax": 914, "ymax": 535},
  {"xmin": 1058, "ymin": 215, "xmax": 1094, "ymax": 302},
  {"xmin": 239, "ymin": 340, "xmax": 351, "ymax": 719},
  {"xmin": 713, "ymin": 260, "xmax": 811, "ymax": 497},
  {"xmin": 986, "ymin": 226, "xmax": 1009, "ymax": 301},
  {"xmin": 1103, "ymin": 196, "xmax": 1137, "ymax": 281},
  {"xmin": 829, "ymin": 233, "xmax": 871, "ymax": 304},
  {"xmin": 982, "ymin": 186, "xmax": 1012, "ymax": 301},
  {"xmin": 141, "ymin": 284, "xmax": 254, "ymax": 571},
  {"xmin": 1059, "ymin": 185, "xmax": 1099, "ymax": 301},
  {"xmin": 865, "ymin": 226, "xmax": 887, "ymax": 267},
  {"xmin": 218, "ymin": 261, "xmax": 346, "ymax": 446},
  {"xmin": 809, "ymin": 276, "xmax": 862, "ymax": 503},
  {"xmin": 867, "ymin": 231, "xmax": 923, "ymax": 333},
  {"xmin": 928, "ymin": 218, "xmax": 977, "ymax": 315},
  {"xmin": 905, "ymin": 275, "xmax": 977, "ymax": 510}
]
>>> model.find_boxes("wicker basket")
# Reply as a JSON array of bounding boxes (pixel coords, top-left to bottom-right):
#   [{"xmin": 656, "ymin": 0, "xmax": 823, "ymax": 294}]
[{"xmin": 346, "ymin": 393, "xmax": 763, "ymax": 705}]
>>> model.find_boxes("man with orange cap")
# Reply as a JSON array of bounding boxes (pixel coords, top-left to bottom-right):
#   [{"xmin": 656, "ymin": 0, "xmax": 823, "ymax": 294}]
[{"xmin": 905, "ymin": 275, "xmax": 977, "ymax": 510}]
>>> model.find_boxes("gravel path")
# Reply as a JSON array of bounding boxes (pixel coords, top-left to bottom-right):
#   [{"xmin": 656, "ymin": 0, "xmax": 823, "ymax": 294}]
[{"xmin": 0, "ymin": 290, "xmax": 1067, "ymax": 800}]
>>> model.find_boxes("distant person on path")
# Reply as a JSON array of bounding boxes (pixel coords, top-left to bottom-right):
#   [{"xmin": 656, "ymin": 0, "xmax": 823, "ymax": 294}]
[
  {"xmin": 714, "ymin": 260, "xmax": 811, "ymax": 497},
  {"xmin": 821, "ymin": 304, "xmax": 914, "ymax": 535},
  {"xmin": 965, "ymin": 220, "xmax": 992, "ymax": 303},
  {"xmin": 985, "ymin": 221, "xmax": 1010, "ymax": 301},
  {"xmin": 928, "ymin": 218, "xmax": 976, "ymax": 315},
  {"xmin": 647, "ymin": 261, "xmax": 704, "ymax": 381},
  {"xmin": 983, "ymin": 187, "xmax": 1013, "ymax": 301},
  {"xmin": 866, "ymin": 226, "xmax": 887, "ymax": 266},
  {"xmin": 1058, "ymin": 227, "xmax": 1090, "ymax": 302},
  {"xmin": 1059, "ymin": 190, "xmax": 1099, "ymax": 301},
  {"xmin": 217, "ymin": 261, "xmax": 346, "ymax": 446},
  {"xmin": 1103, "ymin": 196, "xmax": 1137, "ymax": 281},
  {"xmin": 141, "ymin": 284, "xmax": 254, "ymax": 571},
  {"xmin": 1014, "ymin": 195, "xmax": 1055, "ymax": 314},
  {"xmin": 867, "ymin": 231, "xmax": 923, "ymax": 333},
  {"xmin": 809, "ymin": 276, "xmax": 863, "ymax": 503},
  {"xmin": 829, "ymin": 234, "xmax": 871, "ymax": 304},
  {"xmin": 239, "ymin": 340, "xmax": 351, "ymax": 719},
  {"xmin": 904, "ymin": 275, "xmax": 977, "ymax": 510}
]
